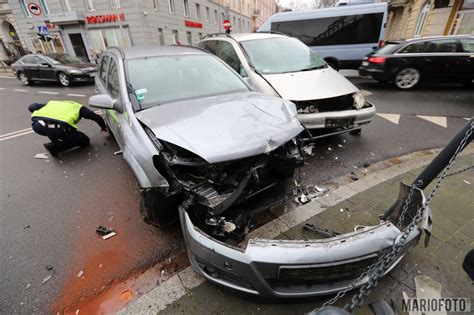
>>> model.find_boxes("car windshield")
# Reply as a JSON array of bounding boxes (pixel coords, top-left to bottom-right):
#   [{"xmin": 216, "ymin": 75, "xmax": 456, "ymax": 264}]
[
  {"xmin": 241, "ymin": 37, "xmax": 327, "ymax": 74},
  {"xmin": 126, "ymin": 54, "xmax": 249, "ymax": 108},
  {"xmin": 374, "ymin": 43, "xmax": 400, "ymax": 55},
  {"xmin": 44, "ymin": 54, "xmax": 83, "ymax": 64}
]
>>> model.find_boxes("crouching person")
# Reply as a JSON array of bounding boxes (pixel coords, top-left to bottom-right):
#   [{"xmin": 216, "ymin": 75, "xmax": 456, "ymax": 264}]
[{"xmin": 29, "ymin": 100, "xmax": 106, "ymax": 157}]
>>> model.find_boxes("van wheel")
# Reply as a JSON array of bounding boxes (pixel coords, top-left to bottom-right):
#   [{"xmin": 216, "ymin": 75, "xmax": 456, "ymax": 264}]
[
  {"xmin": 140, "ymin": 189, "xmax": 181, "ymax": 227},
  {"xmin": 326, "ymin": 60, "xmax": 339, "ymax": 71},
  {"xmin": 394, "ymin": 67, "xmax": 420, "ymax": 89}
]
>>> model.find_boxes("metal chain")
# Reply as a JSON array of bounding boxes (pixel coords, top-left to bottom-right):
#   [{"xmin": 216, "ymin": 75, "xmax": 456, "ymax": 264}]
[
  {"xmin": 315, "ymin": 121, "xmax": 473, "ymax": 313},
  {"xmin": 440, "ymin": 165, "xmax": 473, "ymax": 177}
]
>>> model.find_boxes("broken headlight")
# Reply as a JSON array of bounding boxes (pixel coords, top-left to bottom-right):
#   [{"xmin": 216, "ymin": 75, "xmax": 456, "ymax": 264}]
[{"xmin": 352, "ymin": 91, "xmax": 365, "ymax": 110}]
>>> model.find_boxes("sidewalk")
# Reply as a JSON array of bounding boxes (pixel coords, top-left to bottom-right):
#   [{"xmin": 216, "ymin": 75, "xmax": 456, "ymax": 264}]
[{"xmin": 120, "ymin": 146, "xmax": 474, "ymax": 314}]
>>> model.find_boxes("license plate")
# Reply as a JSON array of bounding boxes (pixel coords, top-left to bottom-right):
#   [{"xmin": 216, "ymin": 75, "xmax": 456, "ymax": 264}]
[
  {"xmin": 362, "ymin": 61, "xmax": 369, "ymax": 66},
  {"xmin": 326, "ymin": 117, "xmax": 355, "ymax": 129}
]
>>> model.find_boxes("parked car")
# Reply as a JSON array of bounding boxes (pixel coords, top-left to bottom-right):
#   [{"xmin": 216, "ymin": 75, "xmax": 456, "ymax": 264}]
[
  {"xmin": 11, "ymin": 53, "xmax": 97, "ymax": 87},
  {"xmin": 199, "ymin": 33, "xmax": 375, "ymax": 136},
  {"xmin": 257, "ymin": 2, "xmax": 388, "ymax": 70},
  {"xmin": 359, "ymin": 35, "xmax": 474, "ymax": 89},
  {"xmin": 90, "ymin": 46, "xmax": 420, "ymax": 299}
]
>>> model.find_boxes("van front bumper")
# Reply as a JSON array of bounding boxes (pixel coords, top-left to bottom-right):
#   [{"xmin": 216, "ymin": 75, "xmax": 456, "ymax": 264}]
[
  {"xmin": 179, "ymin": 207, "xmax": 420, "ymax": 298},
  {"xmin": 297, "ymin": 101, "xmax": 375, "ymax": 130}
]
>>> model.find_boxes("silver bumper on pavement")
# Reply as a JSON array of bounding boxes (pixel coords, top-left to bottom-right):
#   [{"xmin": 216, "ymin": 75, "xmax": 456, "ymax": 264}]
[
  {"xmin": 298, "ymin": 102, "xmax": 376, "ymax": 130},
  {"xmin": 179, "ymin": 207, "xmax": 420, "ymax": 298}
]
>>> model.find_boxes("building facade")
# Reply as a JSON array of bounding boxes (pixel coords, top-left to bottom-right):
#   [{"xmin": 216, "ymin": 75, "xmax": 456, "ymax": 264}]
[
  {"xmin": 250, "ymin": 0, "xmax": 278, "ymax": 31},
  {"xmin": 7, "ymin": 0, "xmax": 252, "ymax": 63},
  {"xmin": 1, "ymin": 0, "xmax": 28, "ymax": 62},
  {"xmin": 385, "ymin": 0, "xmax": 474, "ymax": 40}
]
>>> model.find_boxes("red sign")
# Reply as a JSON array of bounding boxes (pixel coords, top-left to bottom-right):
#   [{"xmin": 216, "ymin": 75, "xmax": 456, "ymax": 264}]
[
  {"xmin": 86, "ymin": 13, "xmax": 126, "ymax": 24},
  {"xmin": 45, "ymin": 22, "xmax": 56, "ymax": 29},
  {"xmin": 28, "ymin": 3, "xmax": 43, "ymax": 16},
  {"xmin": 223, "ymin": 19, "xmax": 231, "ymax": 30},
  {"xmin": 184, "ymin": 20, "xmax": 203, "ymax": 29}
]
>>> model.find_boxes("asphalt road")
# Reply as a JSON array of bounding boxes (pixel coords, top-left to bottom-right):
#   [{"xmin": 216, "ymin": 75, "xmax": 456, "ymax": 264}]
[{"xmin": 0, "ymin": 73, "xmax": 472, "ymax": 314}]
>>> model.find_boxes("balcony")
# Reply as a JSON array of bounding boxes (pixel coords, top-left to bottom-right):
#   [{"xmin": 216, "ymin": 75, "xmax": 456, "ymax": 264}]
[{"xmin": 252, "ymin": 9, "xmax": 260, "ymax": 17}]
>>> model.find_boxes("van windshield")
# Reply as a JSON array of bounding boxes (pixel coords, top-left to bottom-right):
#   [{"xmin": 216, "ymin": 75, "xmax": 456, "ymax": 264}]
[{"xmin": 241, "ymin": 37, "xmax": 327, "ymax": 75}]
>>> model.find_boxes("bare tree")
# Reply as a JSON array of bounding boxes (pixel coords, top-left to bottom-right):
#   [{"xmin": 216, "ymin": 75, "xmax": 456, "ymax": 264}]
[{"xmin": 277, "ymin": 0, "xmax": 337, "ymax": 11}]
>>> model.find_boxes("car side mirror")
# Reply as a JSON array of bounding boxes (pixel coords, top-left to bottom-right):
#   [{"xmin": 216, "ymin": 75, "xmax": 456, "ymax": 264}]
[{"xmin": 89, "ymin": 94, "xmax": 118, "ymax": 111}]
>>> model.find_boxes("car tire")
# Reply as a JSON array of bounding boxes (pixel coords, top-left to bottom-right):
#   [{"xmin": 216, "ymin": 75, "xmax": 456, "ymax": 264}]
[
  {"xmin": 18, "ymin": 72, "xmax": 31, "ymax": 86},
  {"xmin": 140, "ymin": 189, "xmax": 181, "ymax": 227},
  {"xmin": 326, "ymin": 60, "xmax": 339, "ymax": 71},
  {"xmin": 394, "ymin": 67, "xmax": 420, "ymax": 89},
  {"xmin": 57, "ymin": 72, "xmax": 71, "ymax": 87}
]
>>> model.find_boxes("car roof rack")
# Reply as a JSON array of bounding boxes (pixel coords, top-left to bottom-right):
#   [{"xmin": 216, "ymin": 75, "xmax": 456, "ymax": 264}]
[
  {"xmin": 254, "ymin": 30, "xmax": 288, "ymax": 36},
  {"xmin": 202, "ymin": 33, "xmax": 237, "ymax": 40}
]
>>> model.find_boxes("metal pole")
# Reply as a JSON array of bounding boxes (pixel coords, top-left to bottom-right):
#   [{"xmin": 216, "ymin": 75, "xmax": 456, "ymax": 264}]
[{"xmin": 116, "ymin": 3, "xmax": 127, "ymax": 46}]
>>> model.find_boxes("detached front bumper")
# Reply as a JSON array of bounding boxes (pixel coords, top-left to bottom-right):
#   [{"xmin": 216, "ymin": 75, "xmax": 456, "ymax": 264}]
[
  {"xmin": 297, "ymin": 102, "xmax": 376, "ymax": 130},
  {"xmin": 180, "ymin": 207, "xmax": 420, "ymax": 298}
]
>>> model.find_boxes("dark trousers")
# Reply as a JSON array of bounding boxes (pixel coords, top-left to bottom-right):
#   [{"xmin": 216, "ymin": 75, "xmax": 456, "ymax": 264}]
[{"xmin": 32, "ymin": 121, "xmax": 90, "ymax": 152}]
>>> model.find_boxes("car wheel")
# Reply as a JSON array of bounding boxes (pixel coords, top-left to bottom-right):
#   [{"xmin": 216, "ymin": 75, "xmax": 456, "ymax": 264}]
[
  {"xmin": 57, "ymin": 72, "xmax": 70, "ymax": 87},
  {"xmin": 394, "ymin": 67, "xmax": 420, "ymax": 89},
  {"xmin": 18, "ymin": 72, "xmax": 31, "ymax": 85},
  {"xmin": 140, "ymin": 189, "xmax": 181, "ymax": 227}
]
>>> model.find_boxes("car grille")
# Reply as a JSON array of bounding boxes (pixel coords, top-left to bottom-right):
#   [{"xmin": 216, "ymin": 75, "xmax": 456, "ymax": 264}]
[
  {"xmin": 267, "ymin": 255, "xmax": 378, "ymax": 286},
  {"xmin": 292, "ymin": 94, "xmax": 354, "ymax": 113}
]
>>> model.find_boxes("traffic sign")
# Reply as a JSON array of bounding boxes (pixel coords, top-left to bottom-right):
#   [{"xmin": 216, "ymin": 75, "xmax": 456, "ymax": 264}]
[
  {"xmin": 223, "ymin": 19, "xmax": 231, "ymax": 30},
  {"xmin": 37, "ymin": 26, "xmax": 49, "ymax": 35},
  {"xmin": 27, "ymin": 2, "xmax": 43, "ymax": 16}
]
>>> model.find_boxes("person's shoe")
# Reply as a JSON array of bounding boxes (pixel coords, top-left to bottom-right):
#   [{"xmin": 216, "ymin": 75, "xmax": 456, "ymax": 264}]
[{"xmin": 43, "ymin": 143, "xmax": 59, "ymax": 157}]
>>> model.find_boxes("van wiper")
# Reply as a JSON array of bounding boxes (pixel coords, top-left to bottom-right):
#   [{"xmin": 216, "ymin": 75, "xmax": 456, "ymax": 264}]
[{"xmin": 300, "ymin": 64, "xmax": 328, "ymax": 72}]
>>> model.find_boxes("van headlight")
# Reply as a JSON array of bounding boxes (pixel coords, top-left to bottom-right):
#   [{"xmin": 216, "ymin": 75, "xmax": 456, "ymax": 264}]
[{"xmin": 352, "ymin": 91, "xmax": 365, "ymax": 110}]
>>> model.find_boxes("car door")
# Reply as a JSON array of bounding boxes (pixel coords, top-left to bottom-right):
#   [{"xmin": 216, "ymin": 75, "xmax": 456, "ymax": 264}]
[
  {"xmin": 21, "ymin": 56, "xmax": 40, "ymax": 79},
  {"xmin": 35, "ymin": 56, "xmax": 56, "ymax": 80},
  {"xmin": 103, "ymin": 56, "xmax": 126, "ymax": 147},
  {"xmin": 394, "ymin": 41, "xmax": 427, "ymax": 74},
  {"xmin": 459, "ymin": 38, "xmax": 474, "ymax": 82},
  {"xmin": 422, "ymin": 38, "xmax": 464, "ymax": 82}
]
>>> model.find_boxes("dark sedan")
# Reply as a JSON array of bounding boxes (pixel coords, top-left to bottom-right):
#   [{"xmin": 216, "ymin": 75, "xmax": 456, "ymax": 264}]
[
  {"xmin": 359, "ymin": 35, "xmax": 474, "ymax": 89},
  {"xmin": 11, "ymin": 53, "xmax": 97, "ymax": 87}
]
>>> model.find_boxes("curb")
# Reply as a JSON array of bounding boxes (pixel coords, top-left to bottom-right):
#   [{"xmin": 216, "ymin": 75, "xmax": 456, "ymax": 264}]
[{"xmin": 119, "ymin": 145, "xmax": 474, "ymax": 314}]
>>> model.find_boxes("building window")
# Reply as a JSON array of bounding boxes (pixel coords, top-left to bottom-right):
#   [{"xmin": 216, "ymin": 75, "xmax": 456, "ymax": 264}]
[
  {"xmin": 186, "ymin": 31, "xmax": 192, "ymax": 45},
  {"xmin": 172, "ymin": 30, "xmax": 179, "ymax": 44},
  {"xmin": 168, "ymin": 0, "xmax": 175, "ymax": 14},
  {"xmin": 89, "ymin": 28, "xmax": 131, "ymax": 54},
  {"xmin": 233, "ymin": 16, "xmax": 236, "ymax": 26},
  {"xmin": 158, "ymin": 28, "xmax": 165, "ymax": 45},
  {"xmin": 238, "ymin": 18, "xmax": 241, "ymax": 30},
  {"xmin": 183, "ymin": 0, "xmax": 189, "ymax": 17},
  {"xmin": 153, "ymin": 0, "xmax": 159, "ymax": 10},
  {"xmin": 110, "ymin": 0, "xmax": 121, "ymax": 9},
  {"xmin": 62, "ymin": 0, "xmax": 72, "ymax": 12},
  {"xmin": 413, "ymin": 2, "xmax": 430, "ymax": 37},
  {"xmin": 214, "ymin": 10, "xmax": 218, "ymax": 23},
  {"xmin": 195, "ymin": 3, "xmax": 201, "ymax": 20},
  {"xmin": 205, "ymin": 7, "xmax": 210, "ymax": 21},
  {"xmin": 85, "ymin": 0, "xmax": 95, "ymax": 11},
  {"xmin": 221, "ymin": 12, "xmax": 225, "ymax": 23}
]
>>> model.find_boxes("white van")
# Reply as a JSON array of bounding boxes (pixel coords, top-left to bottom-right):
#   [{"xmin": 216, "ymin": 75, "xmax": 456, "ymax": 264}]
[
  {"xmin": 258, "ymin": 3, "xmax": 388, "ymax": 70},
  {"xmin": 199, "ymin": 33, "xmax": 375, "ymax": 136}
]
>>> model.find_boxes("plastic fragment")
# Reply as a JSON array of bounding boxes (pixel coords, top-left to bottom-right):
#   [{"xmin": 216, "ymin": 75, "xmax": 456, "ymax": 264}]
[
  {"xmin": 114, "ymin": 150, "xmax": 123, "ymax": 155},
  {"xmin": 351, "ymin": 171, "xmax": 359, "ymax": 181},
  {"xmin": 34, "ymin": 153, "xmax": 49, "ymax": 159},
  {"xmin": 463, "ymin": 180, "xmax": 471, "ymax": 185},
  {"xmin": 77, "ymin": 270, "xmax": 84, "ymax": 278},
  {"xmin": 42, "ymin": 274, "xmax": 52, "ymax": 284}
]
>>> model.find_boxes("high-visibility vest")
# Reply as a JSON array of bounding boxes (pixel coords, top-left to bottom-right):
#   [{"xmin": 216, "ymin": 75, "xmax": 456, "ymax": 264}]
[{"xmin": 31, "ymin": 100, "xmax": 82, "ymax": 128}]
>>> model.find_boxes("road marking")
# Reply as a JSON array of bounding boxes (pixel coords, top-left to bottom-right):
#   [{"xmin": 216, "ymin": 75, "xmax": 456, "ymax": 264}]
[
  {"xmin": 0, "ymin": 75, "xmax": 14, "ymax": 79},
  {"xmin": 0, "ymin": 127, "xmax": 32, "ymax": 138},
  {"xmin": 0, "ymin": 87, "xmax": 4, "ymax": 90},
  {"xmin": 417, "ymin": 115, "xmax": 447, "ymax": 128},
  {"xmin": 376, "ymin": 113, "xmax": 400, "ymax": 125},
  {"xmin": 67, "ymin": 93, "xmax": 86, "ymax": 97},
  {"xmin": 360, "ymin": 90, "xmax": 373, "ymax": 97},
  {"xmin": 0, "ymin": 130, "xmax": 34, "ymax": 141},
  {"xmin": 14, "ymin": 89, "xmax": 27, "ymax": 92},
  {"xmin": 38, "ymin": 91, "xmax": 59, "ymax": 95}
]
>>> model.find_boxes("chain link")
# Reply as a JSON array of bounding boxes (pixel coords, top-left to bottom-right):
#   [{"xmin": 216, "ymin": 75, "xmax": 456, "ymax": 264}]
[{"xmin": 315, "ymin": 121, "xmax": 473, "ymax": 314}]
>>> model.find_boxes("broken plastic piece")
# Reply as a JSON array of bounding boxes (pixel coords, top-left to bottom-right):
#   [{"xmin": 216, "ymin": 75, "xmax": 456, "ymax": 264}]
[
  {"xmin": 34, "ymin": 153, "xmax": 49, "ymax": 159},
  {"xmin": 114, "ymin": 150, "xmax": 122, "ymax": 155},
  {"xmin": 102, "ymin": 232, "xmax": 117, "ymax": 240},
  {"xmin": 77, "ymin": 270, "xmax": 84, "ymax": 278},
  {"xmin": 42, "ymin": 274, "xmax": 52, "ymax": 285},
  {"xmin": 350, "ymin": 171, "xmax": 359, "ymax": 181},
  {"xmin": 45, "ymin": 265, "xmax": 53, "ymax": 271}
]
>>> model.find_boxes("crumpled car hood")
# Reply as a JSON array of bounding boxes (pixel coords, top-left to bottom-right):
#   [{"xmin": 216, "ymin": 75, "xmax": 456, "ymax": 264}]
[
  {"xmin": 136, "ymin": 92, "xmax": 303, "ymax": 164},
  {"xmin": 262, "ymin": 67, "xmax": 358, "ymax": 101}
]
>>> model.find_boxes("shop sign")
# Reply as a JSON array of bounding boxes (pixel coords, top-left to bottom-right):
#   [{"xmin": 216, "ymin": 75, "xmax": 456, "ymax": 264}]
[
  {"xmin": 184, "ymin": 20, "xmax": 203, "ymax": 28},
  {"xmin": 37, "ymin": 26, "xmax": 49, "ymax": 35},
  {"xmin": 86, "ymin": 13, "xmax": 126, "ymax": 24}
]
